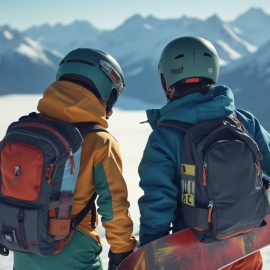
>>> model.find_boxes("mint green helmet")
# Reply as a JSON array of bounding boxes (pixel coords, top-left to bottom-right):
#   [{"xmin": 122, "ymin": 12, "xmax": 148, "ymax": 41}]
[
  {"xmin": 56, "ymin": 48, "xmax": 125, "ymax": 102},
  {"xmin": 158, "ymin": 36, "xmax": 219, "ymax": 89}
]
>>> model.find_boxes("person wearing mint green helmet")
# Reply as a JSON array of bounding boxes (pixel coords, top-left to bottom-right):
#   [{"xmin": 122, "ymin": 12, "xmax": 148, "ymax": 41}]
[
  {"xmin": 138, "ymin": 37, "xmax": 269, "ymax": 270},
  {"xmin": 158, "ymin": 36, "xmax": 219, "ymax": 101},
  {"xmin": 13, "ymin": 48, "xmax": 136, "ymax": 270},
  {"xmin": 56, "ymin": 48, "xmax": 126, "ymax": 118}
]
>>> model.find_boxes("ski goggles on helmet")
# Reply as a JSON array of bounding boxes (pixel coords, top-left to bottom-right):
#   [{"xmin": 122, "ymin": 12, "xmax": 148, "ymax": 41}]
[{"xmin": 99, "ymin": 59, "xmax": 125, "ymax": 95}]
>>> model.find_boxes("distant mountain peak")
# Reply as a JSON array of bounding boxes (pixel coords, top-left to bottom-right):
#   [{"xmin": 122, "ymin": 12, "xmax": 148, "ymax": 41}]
[
  {"xmin": 0, "ymin": 25, "xmax": 20, "ymax": 36},
  {"xmin": 0, "ymin": 26, "xmax": 15, "ymax": 41},
  {"xmin": 232, "ymin": 7, "xmax": 270, "ymax": 46},
  {"xmin": 206, "ymin": 14, "xmax": 223, "ymax": 24},
  {"xmin": 124, "ymin": 14, "xmax": 144, "ymax": 25},
  {"xmin": 115, "ymin": 14, "xmax": 146, "ymax": 32},
  {"xmin": 234, "ymin": 7, "xmax": 270, "ymax": 23},
  {"xmin": 25, "ymin": 19, "xmax": 99, "ymax": 33},
  {"xmin": 0, "ymin": 26, "xmax": 23, "ymax": 49},
  {"xmin": 0, "ymin": 24, "xmax": 13, "ymax": 31},
  {"xmin": 244, "ymin": 7, "xmax": 269, "ymax": 16},
  {"xmin": 3, "ymin": 30, "xmax": 14, "ymax": 40},
  {"xmin": 145, "ymin": 15, "xmax": 158, "ymax": 24}
]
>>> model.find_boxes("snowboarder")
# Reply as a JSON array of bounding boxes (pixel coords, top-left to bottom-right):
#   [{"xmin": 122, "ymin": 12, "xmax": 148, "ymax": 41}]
[
  {"xmin": 138, "ymin": 36, "xmax": 270, "ymax": 270},
  {"xmin": 12, "ymin": 48, "xmax": 136, "ymax": 270}
]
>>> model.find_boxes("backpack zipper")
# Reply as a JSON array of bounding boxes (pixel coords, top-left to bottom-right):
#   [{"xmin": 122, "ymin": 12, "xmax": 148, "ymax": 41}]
[
  {"xmin": 15, "ymin": 123, "xmax": 70, "ymax": 150},
  {"xmin": 14, "ymin": 123, "xmax": 75, "ymax": 175},
  {"xmin": 6, "ymin": 131, "xmax": 59, "ymax": 182},
  {"xmin": 208, "ymin": 200, "xmax": 214, "ymax": 223},
  {"xmin": 69, "ymin": 148, "xmax": 75, "ymax": 175},
  {"xmin": 203, "ymin": 159, "xmax": 215, "ymax": 223},
  {"xmin": 203, "ymin": 162, "xmax": 207, "ymax": 186}
]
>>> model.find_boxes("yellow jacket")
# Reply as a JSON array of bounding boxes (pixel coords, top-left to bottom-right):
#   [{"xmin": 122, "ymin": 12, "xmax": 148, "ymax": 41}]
[{"xmin": 37, "ymin": 80, "xmax": 136, "ymax": 253}]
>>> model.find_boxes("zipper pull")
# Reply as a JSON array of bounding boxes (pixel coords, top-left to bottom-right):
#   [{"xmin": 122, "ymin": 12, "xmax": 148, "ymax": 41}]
[
  {"xmin": 13, "ymin": 165, "xmax": 22, "ymax": 185},
  {"xmin": 256, "ymin": 162, "xmax": 261, "ymax": 176},
  {"xmin": 203, "ymin": 162, "xmax": 207, "ymax": 187},
  {"xmin": 45, "ymin": 164, "xmax": 54, "ymax": 184},
  {"xmin": 69, "ymin": 149, "xmax": 75, "ymax": 175},
  {"xmin": 208, "ymin": 200, "xmax": 214, "ymax": 223}
]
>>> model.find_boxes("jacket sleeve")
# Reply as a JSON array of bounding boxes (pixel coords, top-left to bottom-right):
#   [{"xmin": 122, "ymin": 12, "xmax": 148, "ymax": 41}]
[
  {"xmin": 92, "ymin": 132, "xmax": 136, "ymax": 253},
  {"xmin": 236, "ymin": 109, "xmax": 270, "ymax": 175},
  {"xmin": 138, "ymin": 128, "xmax": 180, "ymax": 246}
]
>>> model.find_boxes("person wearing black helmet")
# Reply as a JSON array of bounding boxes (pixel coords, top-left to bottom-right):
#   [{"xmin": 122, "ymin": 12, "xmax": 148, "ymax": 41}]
[
  {"xmin": 13, "ymin": 48, "xmax": 136, "ymax": 270},
  {"xmin": 138, "ymin": 36, "xmax": 270, "ymax": 270}
]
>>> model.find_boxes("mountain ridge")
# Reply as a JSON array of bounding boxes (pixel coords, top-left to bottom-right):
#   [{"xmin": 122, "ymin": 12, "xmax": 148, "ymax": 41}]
[{"xmin": 0, "ymin": 7, "xmax": 270, "ymax": 129}]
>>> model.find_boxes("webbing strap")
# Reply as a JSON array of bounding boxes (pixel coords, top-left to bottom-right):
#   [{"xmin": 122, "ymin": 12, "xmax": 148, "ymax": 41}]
[
  {"xmin": 71, "ymin": 192, "xmax": 98, "ymax": 229},
  {"xmin": 74, "ymin": 122, "xmax": 108, "ymax": 137},
  {"xmin": 182, "ymin": 205, "xmax": 209, "ymax": 230},
  {"xmin": 158, "ymin": 120, "xmax": 192, "ymax": 133}
]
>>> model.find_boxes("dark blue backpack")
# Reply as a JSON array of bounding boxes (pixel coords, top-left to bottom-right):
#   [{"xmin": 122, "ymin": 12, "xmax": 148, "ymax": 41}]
[{"xmin": 159, "ymin": 115, "xmax": 270, "ymax": 242}]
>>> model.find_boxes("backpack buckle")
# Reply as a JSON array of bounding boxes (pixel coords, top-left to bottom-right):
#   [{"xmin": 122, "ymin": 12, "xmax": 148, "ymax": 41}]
[
  {"xmin": 0, "ymin": 244, "xmax": 9, "ymax": 256},
  {"xmin": 70, "ymin": 220, "xmax": 77, "ymax": 230}
]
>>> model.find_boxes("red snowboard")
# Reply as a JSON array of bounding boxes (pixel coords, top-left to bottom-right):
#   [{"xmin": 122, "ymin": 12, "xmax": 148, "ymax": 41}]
[{"xmin": 118, "ymin": 215, "xmax": 270, "ymax": 270}]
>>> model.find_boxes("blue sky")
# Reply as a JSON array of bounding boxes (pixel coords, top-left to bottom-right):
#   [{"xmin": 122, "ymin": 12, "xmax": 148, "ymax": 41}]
[{"xmin": 1, "ymin": 0, "xmax": 270, "ymax": 30}]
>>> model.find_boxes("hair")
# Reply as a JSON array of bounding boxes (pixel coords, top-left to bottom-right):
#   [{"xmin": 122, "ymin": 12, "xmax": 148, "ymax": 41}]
[
  {"xmin": 58, "ymin": 74, "xmax": 102, "ymax": 100},
  {"xmin": 167, "ymin": 78, "xmax": 214, "ymax": 101}
]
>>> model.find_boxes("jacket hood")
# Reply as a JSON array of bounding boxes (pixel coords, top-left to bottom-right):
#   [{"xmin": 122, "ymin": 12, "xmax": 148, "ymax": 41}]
[
  {"xmin": 37, "ymin": 80, "xmax": 108, "ymax": 128},
  {"xmin": 146, "ymin": 85, "xmax": 235, "ymax": 129}
]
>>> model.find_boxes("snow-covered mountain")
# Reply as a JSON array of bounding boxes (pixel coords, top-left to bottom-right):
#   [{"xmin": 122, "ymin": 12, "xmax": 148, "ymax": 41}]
[
  {"xmin": 23, "ymin": 14, "xmax": 256, "ymax": 65},
  {"xmin": 232, "ymin": 8, "xmax": 270, "ymax": 47},
  {"xmin": 19, "ymin": 12, "xmax": 260, "ymax": 104},
  {"xmin": 0, "ymin": 8, "xmax": 269, "ymax": 109},
  {"xmin": 220, "ymin": 40, "xmax": 270, "ymax": 129},
  {"xmin": 106, "ymin": 13, "xmax": 258, "ymax": 104},
  {"xmin": 24, "ymin": 20, "xmax": 101, "ymax": 54},
  {"xmin": 0, "ymin": 26, "xmax": 61, "ymax": 94}
]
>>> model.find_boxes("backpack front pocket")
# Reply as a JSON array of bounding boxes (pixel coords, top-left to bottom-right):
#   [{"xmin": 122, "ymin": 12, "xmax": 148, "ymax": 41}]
[
  {"xmin": 205, "ymin": 140, "xmax": 266, "ymax": 239},
  {"xmin": 0, "ymin": 202, "xmax": 56, "ymax": 256},
  {"xmin": 1, "ymin": 142, "xmax": 43, "ymax": 201}
]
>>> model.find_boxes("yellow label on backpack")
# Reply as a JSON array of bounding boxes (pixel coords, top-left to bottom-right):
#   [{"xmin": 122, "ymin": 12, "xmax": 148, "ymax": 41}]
[
  {"xmin": 181, "ymin": 179, "xmax": 195, "ymax": 207},
  {"xmin": 182, "ymin": 193, "xmax": 195, "ymax": 207},
  {"xmin": 181, "ymin": 164, "xmax": 195, "ymax": 176}
]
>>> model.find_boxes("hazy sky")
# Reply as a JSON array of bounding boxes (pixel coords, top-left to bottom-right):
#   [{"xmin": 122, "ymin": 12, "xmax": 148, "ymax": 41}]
[{"xmin": 1, "ymin": 0, "xmax": 270, "ymax": 30}]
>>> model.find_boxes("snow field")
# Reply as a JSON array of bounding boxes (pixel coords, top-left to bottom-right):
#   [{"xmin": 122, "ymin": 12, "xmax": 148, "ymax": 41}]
[{"xmin": 0, "ymin": 95, "xmax": 269, "ymax": 269}]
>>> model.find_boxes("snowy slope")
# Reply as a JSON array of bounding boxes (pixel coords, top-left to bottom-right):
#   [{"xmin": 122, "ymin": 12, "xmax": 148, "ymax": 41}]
[
  {"xmin": 0, "ymin": 26, "xmax": 61, "ymax": 94},
  {"xmin": 0, "ymin": 94, "xmax": 270, "ymax": 269}
]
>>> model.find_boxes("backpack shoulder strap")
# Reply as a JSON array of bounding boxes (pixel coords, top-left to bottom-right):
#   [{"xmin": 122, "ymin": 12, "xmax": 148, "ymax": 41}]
[
  {"xmin": 158, "ymin": 120, "xmax": 192, "ymax": 133},
  {"xmin": 71, "ymin": 122, "xmax": 108, "ymax": 229},
  {"xmin": 74, "ymin": 122, "xmax": 108, "ymax": 137}
]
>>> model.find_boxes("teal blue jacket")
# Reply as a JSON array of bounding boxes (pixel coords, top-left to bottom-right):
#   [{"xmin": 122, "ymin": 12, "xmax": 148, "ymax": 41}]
[{"xmin": 138, "ymin": 85, "xmax": 270, "ymax": 246}]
